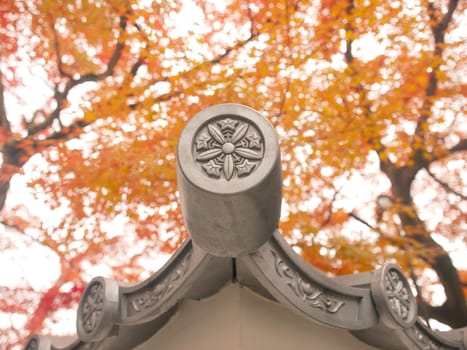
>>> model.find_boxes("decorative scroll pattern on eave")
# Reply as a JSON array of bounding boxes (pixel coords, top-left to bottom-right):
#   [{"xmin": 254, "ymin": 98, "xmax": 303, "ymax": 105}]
[
  {"xmin": 271, "ymin": 250, "xmax": 345, "ymax": 313},
  {"xmin": 244, "ymin": 233, "xmax": 379, "ymax": 330},
  {"xmin": 127, "ymin": 250, "xmax": 192, "ymax": 314}
]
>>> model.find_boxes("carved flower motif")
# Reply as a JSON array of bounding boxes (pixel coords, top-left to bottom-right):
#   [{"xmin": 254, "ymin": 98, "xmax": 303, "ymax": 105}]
[
  {"xmin": 131, "ymin": 251, "xmax": 192, "ymax": 312},
  {"xmin": 194, "ymin": 118, "xmax": 263, "ymax": 181},
  {"xmin": 271, "ymin": 250, "xmax": 344, "ymax": 313},
  {"xmin": 385, "ymin": 270, "xmax": 411, "ymax": 321},
  {"xmin": 81, "ymin": 282, "xmax": 105, "ymax": 333}
]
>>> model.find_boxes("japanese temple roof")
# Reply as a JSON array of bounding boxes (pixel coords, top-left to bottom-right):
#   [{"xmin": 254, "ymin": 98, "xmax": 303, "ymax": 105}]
[{"xmin": 26, "ymin": 104, "xmax": 467, "ymax": 350}]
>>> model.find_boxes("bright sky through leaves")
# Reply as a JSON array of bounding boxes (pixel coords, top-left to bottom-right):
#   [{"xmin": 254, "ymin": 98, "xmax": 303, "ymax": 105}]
[{"xmin": 0, "ymin": 0, "xmax": 466, "ymax": 348}]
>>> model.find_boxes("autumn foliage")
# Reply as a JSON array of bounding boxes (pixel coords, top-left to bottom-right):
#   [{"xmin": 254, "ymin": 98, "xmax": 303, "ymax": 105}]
[{"xmin": 0, "ymin": 0, "xmax": 466, "ymax": 348}]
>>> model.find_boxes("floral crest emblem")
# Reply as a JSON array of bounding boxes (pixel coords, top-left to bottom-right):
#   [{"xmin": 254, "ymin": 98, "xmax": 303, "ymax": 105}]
[
  {"xmin": 81, "ymin": 281, "xmax": 105, "ymax": 333},
  {"xmin": 194, "ymin": 117, "xmax": 264, "ymax": 181},
  {"xmin": 385, "ymin": 269, "xmax": 411, "ymax": 321}
]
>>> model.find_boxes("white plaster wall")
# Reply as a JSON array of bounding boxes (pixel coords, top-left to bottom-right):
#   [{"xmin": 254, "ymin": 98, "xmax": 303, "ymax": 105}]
[{"xmin": 134, "ymin": 284, "xmax": 380, "ymax": 350}]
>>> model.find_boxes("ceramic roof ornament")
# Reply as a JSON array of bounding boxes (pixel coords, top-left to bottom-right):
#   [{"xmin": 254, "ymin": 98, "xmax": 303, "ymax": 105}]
[
  {"xmin": 177, "ymin": 103, "xmax": 282, "ymax": 257},
  {"xmin": 76, "ymin": 277, "xmax": 120, "ymax": 342},
  {"xmin": 24, "ymin": 104, "xmax": 467, "ymax": 350}
]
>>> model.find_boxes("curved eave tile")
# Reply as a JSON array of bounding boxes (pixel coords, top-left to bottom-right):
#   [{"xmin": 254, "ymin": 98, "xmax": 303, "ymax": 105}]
[
  {"xmin": 239, "ymin": 230, "xmax": 378, "ymax": 330},
  {"xmin": 24, "ymin": 234, "xmax": 467, "ymax": 350},
  {"xmin": 79, "ymin": 239, "xmax": 233, "ymax": 343}
]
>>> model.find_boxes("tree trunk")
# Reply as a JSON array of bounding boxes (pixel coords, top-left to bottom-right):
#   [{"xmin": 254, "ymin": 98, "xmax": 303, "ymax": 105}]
[
  {"xmin": 0, "ymin": 140, "xmax": 31, "ymax": 212},
  {"xmin": 384, "ymin": 164, "xmax": 467, "ymax": 328}
]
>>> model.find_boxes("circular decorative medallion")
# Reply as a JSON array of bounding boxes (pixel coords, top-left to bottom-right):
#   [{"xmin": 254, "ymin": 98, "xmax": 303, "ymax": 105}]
[
  {"xmin": 385, "ymin": 268, "xmax": 411, "ymax": 321},
  {"xmin": 77, "ymin": 277, "xmax": 120, "ymax": 342},
  {"xmin": 193, "ymin": 117, "xmax": 264, "ymax": 181},
  {"xmin": 81, "ymin": 280, "xmax": 105, "ymax": 334},
  {"xmin": 370, "ymin": 263, "xmax": 417, "ymax": 329}
]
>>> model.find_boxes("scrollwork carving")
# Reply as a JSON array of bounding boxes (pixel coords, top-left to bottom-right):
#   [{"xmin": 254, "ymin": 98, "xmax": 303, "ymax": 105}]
[
  {"xmin": 271, "ymin": 250, "xmax": 345, "ymax": 313},
  {"xmin": 130, "ymin": 251, "xmax": 192, "ymax": 312}
]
